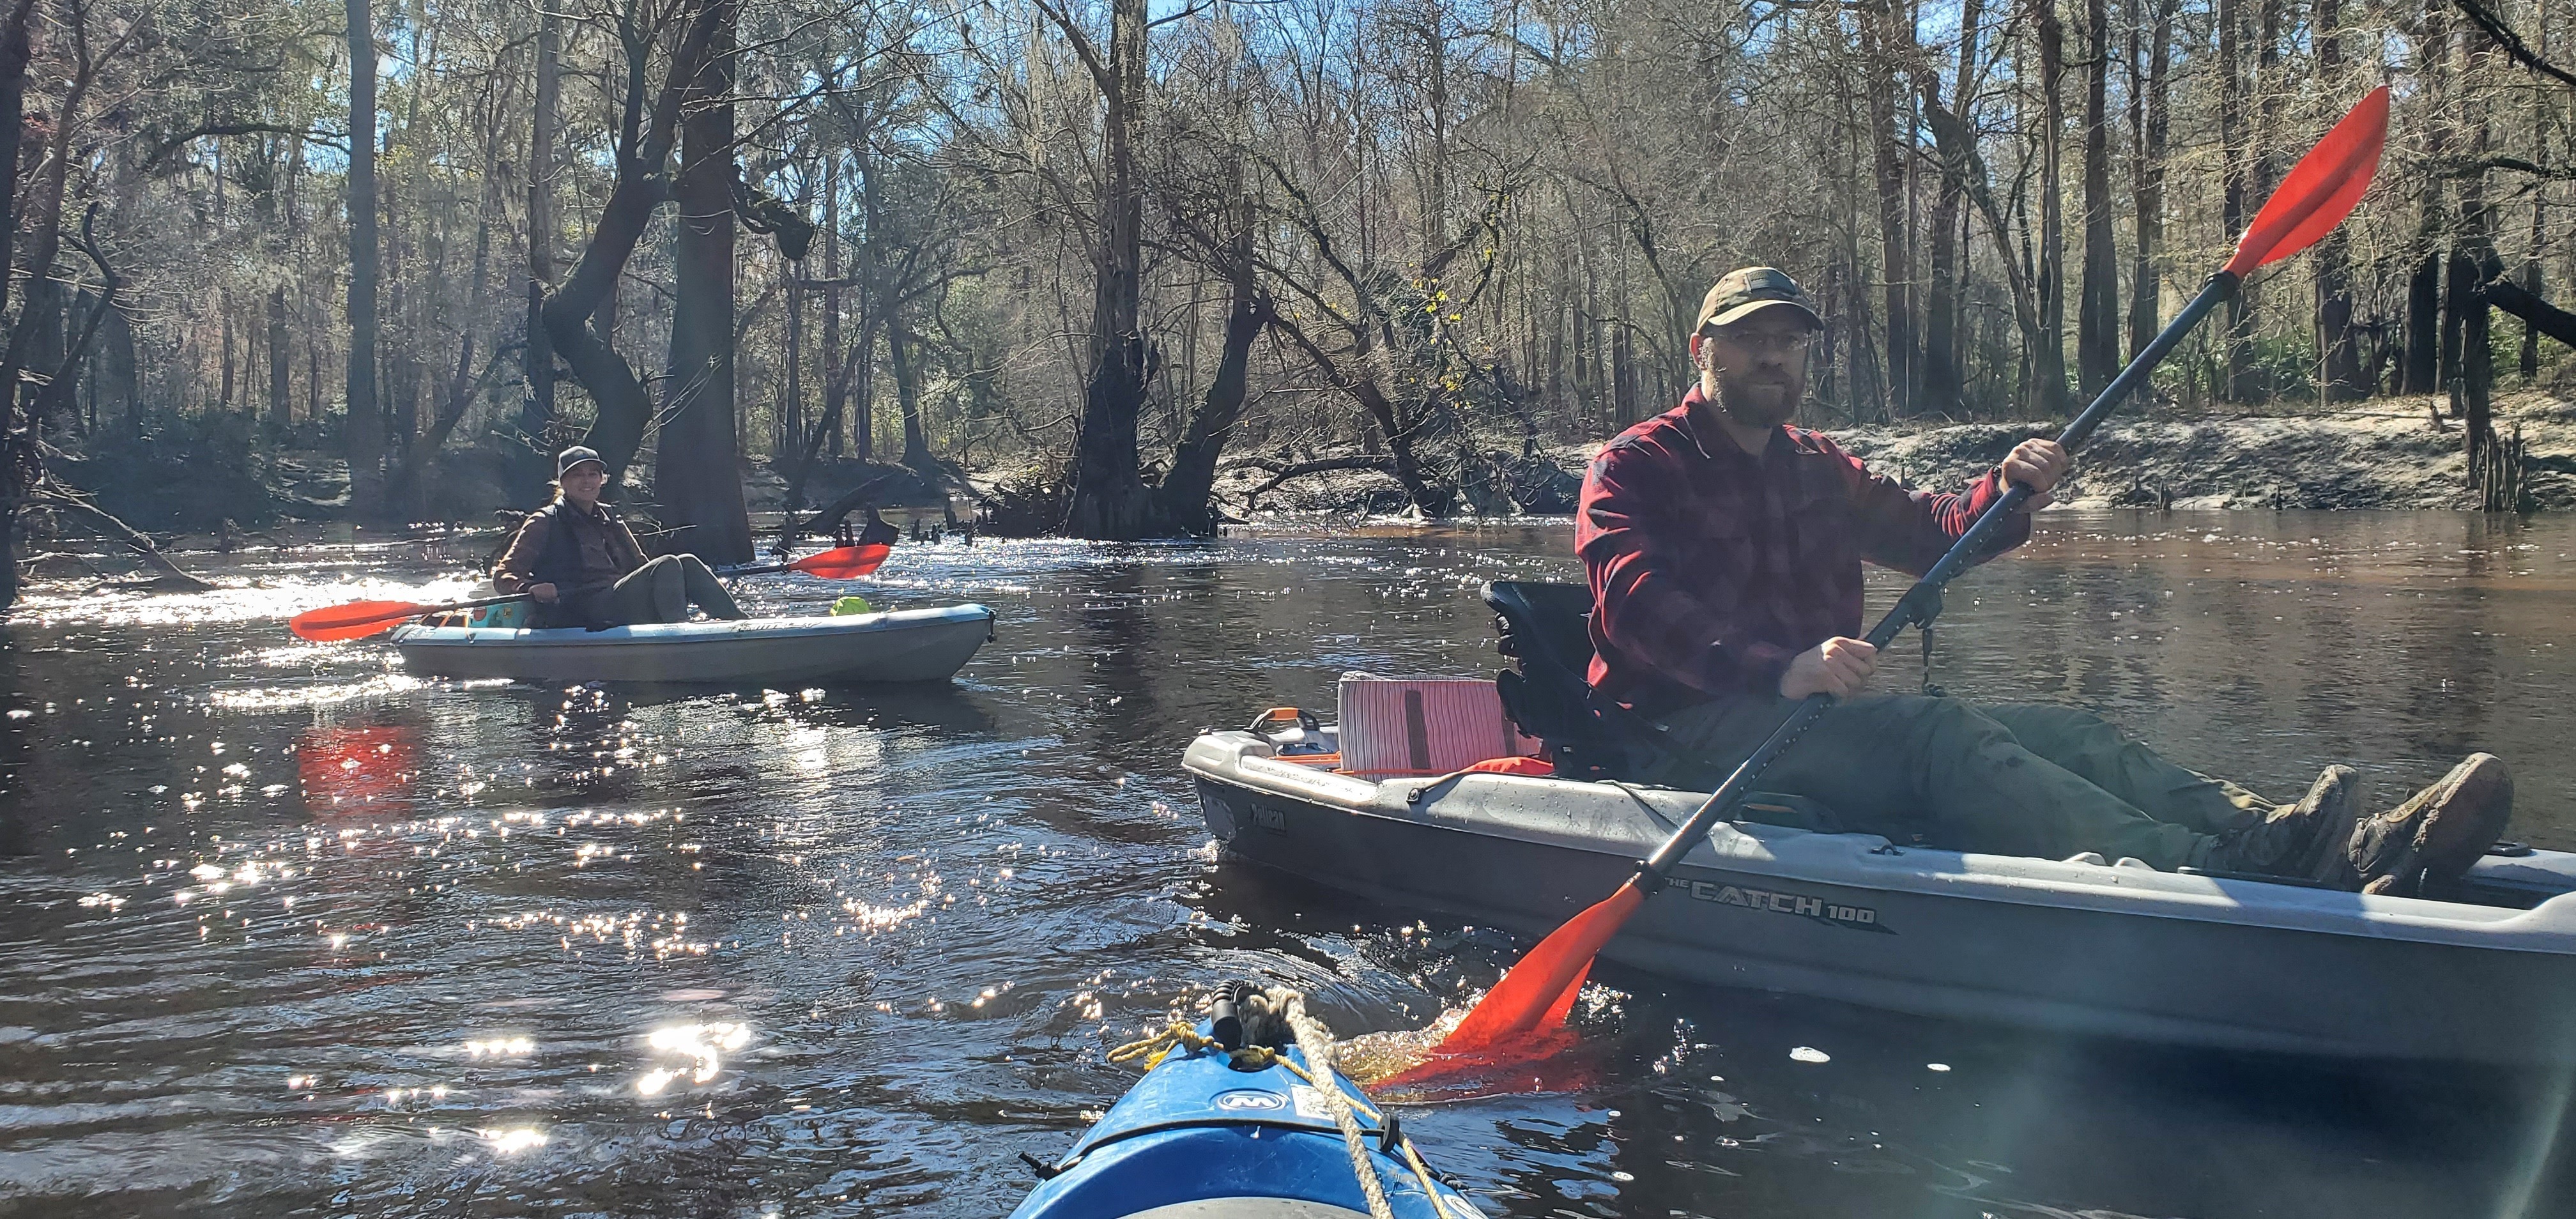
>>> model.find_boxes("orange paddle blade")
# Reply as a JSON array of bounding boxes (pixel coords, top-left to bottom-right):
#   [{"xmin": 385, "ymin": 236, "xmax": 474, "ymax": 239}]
[
  {"xmin": 2224, "ymin": 86, "xmax": 2389, "ymax": 277},
  {"xmin": 788, "ymin": 542, "xmax": 891, "ymax": 579},
  {"xmin": 288, "ymin": 600, "xmax": 431, "ymax": 641},
  {"xmin": 1432, "ymin": 877, "xmax": 1649, "ymax": 1056}
]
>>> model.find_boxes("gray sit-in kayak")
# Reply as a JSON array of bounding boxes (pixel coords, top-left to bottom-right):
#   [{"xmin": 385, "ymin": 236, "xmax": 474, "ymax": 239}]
[
  {"xmin": 1185, "ymin": 724, "xmax": 2576, "ymax": 1066},
  {"xmin": 390, "ymin": 605, "xmax": 993, "ymax": 686}
]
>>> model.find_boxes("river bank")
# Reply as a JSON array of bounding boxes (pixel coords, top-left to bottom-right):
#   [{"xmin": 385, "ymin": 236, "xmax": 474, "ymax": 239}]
[
  {"xmin": 1213, "ymin": 390, "xmax": 2576, "ymax": 518},
  {"xmin": 20, "ymin": 392, "xmax": 2573, "ymax": 590},
  {"xmin": 1837, "ymin": 390, "xmax": 2576, "ymax": 510}
]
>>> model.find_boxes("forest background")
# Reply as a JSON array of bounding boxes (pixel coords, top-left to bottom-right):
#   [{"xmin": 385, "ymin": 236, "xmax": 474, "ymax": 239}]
[{"xmin": 2, "ymin": 0, "xmax": 2573, "ymax": 606}]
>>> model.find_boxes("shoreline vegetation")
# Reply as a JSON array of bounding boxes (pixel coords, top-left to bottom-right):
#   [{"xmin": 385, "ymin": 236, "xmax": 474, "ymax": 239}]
[
  {"xmin": 14, "ymin": 389, "xmax": 2575, "ymax": 593},
  {"xmin": 1200, "ymin": 390, "xmax": 2576, "ymax": 518}
]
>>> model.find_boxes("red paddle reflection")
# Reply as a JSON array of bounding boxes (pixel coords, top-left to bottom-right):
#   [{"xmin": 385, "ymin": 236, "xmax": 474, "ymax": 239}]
[{"xmin": 298, "ymin": 725, "xmax": 420, "ymax": 808}]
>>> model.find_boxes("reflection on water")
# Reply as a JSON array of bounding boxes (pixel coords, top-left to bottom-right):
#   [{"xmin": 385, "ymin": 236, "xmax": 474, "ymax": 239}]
[{"xmin": 0, "ymin": 511, "xmax": 2572, "ymax": 1216}]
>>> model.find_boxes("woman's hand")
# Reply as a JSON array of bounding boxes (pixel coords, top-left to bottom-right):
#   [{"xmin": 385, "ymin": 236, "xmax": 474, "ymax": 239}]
[{"xmin": 528, "ymin": 582, "xmax": 559, "ymax": 604}]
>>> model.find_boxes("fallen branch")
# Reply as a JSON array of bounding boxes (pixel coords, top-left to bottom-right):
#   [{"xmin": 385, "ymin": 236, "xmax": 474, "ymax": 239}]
[
  {"xmin": 18, "ymin": 548, "xmax": 109, "ymax": 579},
  {"xmin": 23, "ymin": 482, "xmax": 211, "ymax": 589},
  {"xmin": 2483, "ymin": 277, "xmax": 2576, "ymax": 351},
  {"xmin": 770, "ymin": 469, "xmax": 905, "ymax": 558},
  {"xmin": 1236, "ymin": 454, "xmax": 1398, "ymax": 501}
]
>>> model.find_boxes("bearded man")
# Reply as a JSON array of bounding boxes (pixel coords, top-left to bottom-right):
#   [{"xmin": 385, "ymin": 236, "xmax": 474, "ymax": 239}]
[{"xmin": 1574, "ymin": 266, "xmax": 2508, "ymax": 895}]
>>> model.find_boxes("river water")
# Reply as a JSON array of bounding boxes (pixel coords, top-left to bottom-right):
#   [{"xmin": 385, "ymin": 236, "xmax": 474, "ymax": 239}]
[{"xmin": 1, "ymin": 509, "xmax": 2572, "ymax": 1218}]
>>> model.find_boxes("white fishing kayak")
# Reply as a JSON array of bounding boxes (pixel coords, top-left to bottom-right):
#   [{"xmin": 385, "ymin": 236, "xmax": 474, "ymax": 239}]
[
  {"xmin": 1184, "ymin": 724, "xmax": 2576, "ymax": 1066},
  {"xmin": 389, "ymin": 605, "xmax": 994, "ymax": 686}
]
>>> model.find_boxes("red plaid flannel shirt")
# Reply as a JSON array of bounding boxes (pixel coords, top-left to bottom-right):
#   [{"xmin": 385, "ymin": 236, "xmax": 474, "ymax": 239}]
[{"xmin": 1577, "ymin": 390, "xmax": 2028, "ymax": 713}]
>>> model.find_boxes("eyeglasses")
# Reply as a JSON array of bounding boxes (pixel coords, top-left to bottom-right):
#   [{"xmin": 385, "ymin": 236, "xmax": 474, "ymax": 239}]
[{"xmin": 1705, "ymin": 326, "xmax": 1817, "ymax": 355}]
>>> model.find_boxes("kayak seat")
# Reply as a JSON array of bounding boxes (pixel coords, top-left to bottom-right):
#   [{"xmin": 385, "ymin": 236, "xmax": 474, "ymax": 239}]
[
  {"xmin": 1482, "ymin": 580, "xmax": 1664, "ymax": 781},
  {"xmin": 1480, "ymin": 581, "xmax": 1847, "ymax": 832}
]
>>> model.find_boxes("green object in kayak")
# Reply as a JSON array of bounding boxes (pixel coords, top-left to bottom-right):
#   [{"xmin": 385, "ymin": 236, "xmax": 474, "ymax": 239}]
[{"xmin": 830, "ymin": 595, "xmax": 873, "ymax": 616}]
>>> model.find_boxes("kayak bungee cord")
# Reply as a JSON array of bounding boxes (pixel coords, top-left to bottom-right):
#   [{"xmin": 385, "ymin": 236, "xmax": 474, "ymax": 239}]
[
  {"xmin": 1107, "ymin": 987, "xmax": 1476, "ymax": 1219},
  {"xmin": 1416, "ymin": 84, "xmax": 2396, "ymax": 1064}
]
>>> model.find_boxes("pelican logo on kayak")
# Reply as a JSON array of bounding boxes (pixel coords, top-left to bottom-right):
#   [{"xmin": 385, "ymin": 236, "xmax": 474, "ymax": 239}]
[
  {"xmin": 1687, "ymin": 880, "xmax": 1890, "ymax": 933},
  {"xmin": 1212, "ymin": 1089, "xmax": 1288, "ymax": 1112}
]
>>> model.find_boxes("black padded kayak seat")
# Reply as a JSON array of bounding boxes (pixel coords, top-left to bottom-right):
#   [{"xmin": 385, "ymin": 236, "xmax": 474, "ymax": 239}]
[
  {"xmin": 1482, "ymin": 580, "xmax": 1664, "ymax": 780},
  {"xmin": 1482, "ymin": 580, "xmax": 1850, "ymax": 832}
]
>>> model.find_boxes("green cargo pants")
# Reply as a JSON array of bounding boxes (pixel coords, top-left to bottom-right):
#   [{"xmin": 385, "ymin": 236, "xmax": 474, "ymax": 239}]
[
  {"xmin": 571, "ymin": 555, "xmax": 747, "ymax": 627},
  {"xmin": 1638, "ymin": 694, "xmax": 2278, "ymax": 870}
]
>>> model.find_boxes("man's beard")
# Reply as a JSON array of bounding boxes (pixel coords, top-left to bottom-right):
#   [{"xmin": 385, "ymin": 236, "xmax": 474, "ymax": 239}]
[{"xmin": 1714, "ymin": 370, "xmax": 1798, "ymax": 429}]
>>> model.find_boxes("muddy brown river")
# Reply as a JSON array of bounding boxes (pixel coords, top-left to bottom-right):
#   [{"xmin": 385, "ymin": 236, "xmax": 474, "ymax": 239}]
[{"xmin": 1, "ymin": 509, "xmax": 2571, "ymax": 1217}]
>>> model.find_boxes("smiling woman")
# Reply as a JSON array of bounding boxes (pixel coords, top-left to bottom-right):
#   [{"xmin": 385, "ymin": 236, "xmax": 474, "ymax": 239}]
[{"xmin": 487, "ymin": 447, "xmax": 748, "ymax": 629}]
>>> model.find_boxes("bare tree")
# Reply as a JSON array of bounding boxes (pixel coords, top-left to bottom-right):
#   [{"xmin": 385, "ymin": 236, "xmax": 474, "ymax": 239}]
[{"xmin": 346, "ymin": 0, "xmax": 384, "ymax": 513}]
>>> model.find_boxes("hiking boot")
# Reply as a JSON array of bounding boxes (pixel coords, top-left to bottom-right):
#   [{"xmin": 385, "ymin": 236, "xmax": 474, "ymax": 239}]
[
  {"xmin": 2351, "ymin": 753, "xmax": 2512, "ymax": 898},
  {"xmin": 2200, "ymin": 765, "xmax": 2363, "ymax": 882}
]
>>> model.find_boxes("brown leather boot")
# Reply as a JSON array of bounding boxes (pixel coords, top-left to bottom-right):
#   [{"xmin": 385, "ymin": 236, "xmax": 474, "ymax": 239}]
[
  {"xmin": 2200, "ymin": 765, "xmax": 2363, "ymax": 883},
  {"xmin": 2351, "ymin": 754, "xmax": 2511, "ymax": 898}
]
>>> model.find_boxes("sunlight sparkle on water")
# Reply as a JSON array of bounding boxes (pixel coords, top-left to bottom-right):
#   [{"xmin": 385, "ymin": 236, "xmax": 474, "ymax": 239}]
[
  {"xmin": 479, "ymin": 1126, "xmax": 548, "ymax": 1154},
  {"xmin": 637, "ymin": 1022, "xmax": 751, "ymax": 1094}
]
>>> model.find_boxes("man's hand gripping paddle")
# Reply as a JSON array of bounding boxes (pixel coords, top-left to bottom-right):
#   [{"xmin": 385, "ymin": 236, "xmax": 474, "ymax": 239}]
[
  {"xmin": 286, "ymin": 543, "xmax": 894, "ymax": 641},
  {"xmin": 1409, "ymin": 86, "xmax": 2391, "ymax": 1071}
]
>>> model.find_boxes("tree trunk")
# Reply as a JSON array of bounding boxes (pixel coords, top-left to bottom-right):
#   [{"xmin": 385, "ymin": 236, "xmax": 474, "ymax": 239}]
[
  {"xmin": 2455, "ymin": 20, "xmax": 2499, "ymax": 489},
  {"xmin": 518, "ymin": 6, "xmax": 559, "ymax": 500},
  {"xmin": 2032, "ymin": 0, "xmax": 2072, "ymax": 414},
  {"xmin": 784, "ymin": 261, "xmax": 803, "ymax": 461},
  {"xmin": 657, "ymin": 0, "xmax": 752, "ymax": 563},
  {"xmin": 2522, "ymin": 197, "xmax": 2545, "ymax": 377},
  {"xmin": 1062, "ymin": 0, "xmax": 1160, "ymax": 539},
  {"xmin": 0, "ymin": 0, "xmax": 34, "ymax": 612},
  {"xmin": 346, "ymin": 0, "xmax": 385, "ymax": 516},
  {"xmin": 818, "ymin": 151, "xmax": 845, "ymax": 475},
  {"xmin": 886, "ymin": 316, "xmax": 931, "ymax": 471},
  {"xmin": 2310, "ymin": 0, "xmax": 2365, "ymax": 402},
  {"xmin": 1839, "ymin": 106, "xmax": 1886, "ymax": 422},
  {"xmin": 2209, "ymin": 0, "xmax": 2249, "ymax": 400},
  {"xmin": 1863, "ymin": 1, "xmax": 1915, "ymax": 415},
  {"xmin": 851, "ymin": 309, "xmax": 875, "ymax": 460},
  {"xmin": 2442, "ymin": 219, "xmax": 2471, "ymax": 394},
  {"xmin": 1417, "ymin": 12, "xmax": 1449, "ymax": 262},
  {"xmin": 2404, "ymin": 3, "xmax": 2450, "ymax": 395},
  {"xmin": 385, "ymin": 187, "xmax": 415, "ymax": 452},
  {"xmin": 2128, "ymin": 0, "xmax": 2172, "ymax": 361},
  {"xmin": 1157, "ymin": 222, "xmax": 1264, "ymax": 536},
  {"xmin": 303, "ymin": 299, "xmax": 322, "ymax": 429},
  {"xmin": 268, "ymin": 287, "xmax": 291, "ymax": 425},
  {"xmin": 1924, "ymin": 93, "xmax": 2048, "ymax": 416},
  {"xmin": 2075, "ymin": 0, "xmax": 2119, "ymax": 397},
  {"xmin": 2407, "ymin": 250, "xmax": 2444, "ymax": 394},
  {"xmin": 1922, "ymin": 0, "xmax": 1983, "ymax": 416},
  {"xmin": 539, "ymin": 3, "xmax": 720, "ymax": 484},
  {"xmin": 219, "ymin": 300, "xmax": 236, "ymax": 410},
  {"xmin": 102, "ymin": 290, "xmax": 137, "ymax": 427},
  {"xmin": 0, "ymin": 0, "xmax": 29, "ymax": 331}
]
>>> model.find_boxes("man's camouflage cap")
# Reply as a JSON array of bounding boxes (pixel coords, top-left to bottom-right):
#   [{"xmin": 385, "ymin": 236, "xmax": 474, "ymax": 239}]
[{"xmin": 1695, "ymin": 266, "xmax": 1825, "ymax": 334}]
